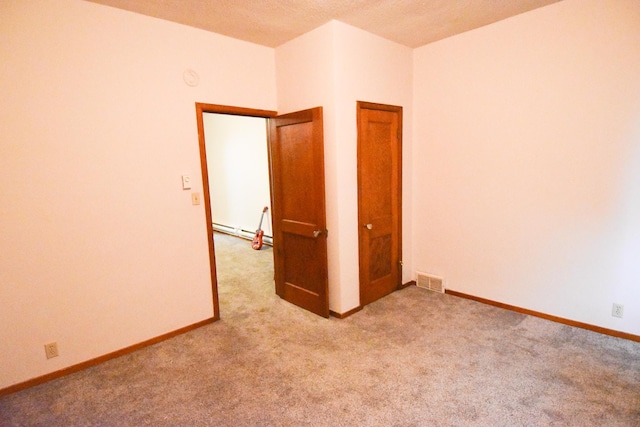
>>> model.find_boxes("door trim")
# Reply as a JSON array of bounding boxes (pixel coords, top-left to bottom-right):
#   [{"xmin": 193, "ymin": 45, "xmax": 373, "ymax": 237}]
[
  {"xmin": 195, "ymin": 103, "xmax": 277, "ymax": 319},
  {"xmin": 356, "ymin": 101, "xmax": 403, "ymax": 306}
]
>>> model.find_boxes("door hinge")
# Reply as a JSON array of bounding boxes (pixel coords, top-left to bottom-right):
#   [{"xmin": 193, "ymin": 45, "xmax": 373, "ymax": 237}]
[{"xmin": 399, "ymin": 260, "xmax": 404, "ymax": 267}]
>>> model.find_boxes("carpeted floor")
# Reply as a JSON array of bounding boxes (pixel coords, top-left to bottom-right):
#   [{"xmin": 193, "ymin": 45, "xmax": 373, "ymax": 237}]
[{"xmin": 1, "ymin": 232, "xmax": 639, "ymax": 426}]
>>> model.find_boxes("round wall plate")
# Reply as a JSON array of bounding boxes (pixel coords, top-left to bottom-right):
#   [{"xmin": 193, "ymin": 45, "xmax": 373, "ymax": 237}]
[{"xmin": 183, "ymin": 69, "xmax": 199, "ymax": 87}]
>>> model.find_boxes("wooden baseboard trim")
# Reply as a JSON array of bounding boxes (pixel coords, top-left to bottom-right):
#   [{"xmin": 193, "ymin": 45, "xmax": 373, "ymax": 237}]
[
  {"xmin": 399, "ymin": 280, "xmax": 416, "ymax": 290},
  {"xmin": 330, "ymin": 305, "xmax": 363, "ymax": 319},
  {"xmin": 0, "ymin": 317, "xmax": 217, "ymax": 398},
  {"xmin": 445, "ymin": 290, "xmax": 640, "ymax": 343}
]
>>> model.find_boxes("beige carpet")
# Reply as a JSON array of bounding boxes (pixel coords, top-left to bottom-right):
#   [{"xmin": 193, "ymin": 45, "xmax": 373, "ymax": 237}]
[{"xmin": 1, "ymin": 232, "xmax": 639, "ymax": 426}]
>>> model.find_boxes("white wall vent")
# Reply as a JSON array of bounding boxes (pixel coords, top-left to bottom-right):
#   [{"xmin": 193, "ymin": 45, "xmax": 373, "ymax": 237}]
[{"xmin": 416, "ymin": 272, "xmax": 445, "ymax": 293}]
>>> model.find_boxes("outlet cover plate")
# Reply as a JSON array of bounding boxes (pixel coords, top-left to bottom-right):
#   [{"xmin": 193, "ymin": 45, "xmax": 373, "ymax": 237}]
[
  {"xmin": 44, "ymin": 342, "xmax": 59, "ymax": 359},
  {"xmin": 612, "ymin": 303, "xmax": 624, "ymax": 318}
]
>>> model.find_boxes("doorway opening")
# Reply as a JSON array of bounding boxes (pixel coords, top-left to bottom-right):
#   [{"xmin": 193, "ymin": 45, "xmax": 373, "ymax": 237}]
[{"xmin": 195, "ymin": 103, "xmax": 277, "ymax": 320}]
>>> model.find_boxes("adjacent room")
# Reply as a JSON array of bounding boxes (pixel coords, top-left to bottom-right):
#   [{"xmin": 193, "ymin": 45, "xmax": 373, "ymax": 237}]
[
  {"xmin": 202, "ymin": 111, "xmax": 275, "ymax": 315},
  {"xmin": 1, "ymin": 0, "xmax": 638, "ymax": 424}
]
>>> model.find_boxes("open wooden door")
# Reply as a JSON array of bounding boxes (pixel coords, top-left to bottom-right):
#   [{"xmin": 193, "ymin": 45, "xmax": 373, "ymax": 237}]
[
  {"xmin": 268, "ymin": 107, "xmax": 329, "ymax": 317},
  {"xmin": 357, "ymin": 102, "xmax": 402, "ymax": 306}
]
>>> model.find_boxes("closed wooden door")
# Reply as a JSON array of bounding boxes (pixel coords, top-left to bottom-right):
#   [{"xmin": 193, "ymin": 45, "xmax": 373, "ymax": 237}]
[
  {"xmin": 268, "ymin": 107, "xmax": 329, "ymax": 317},
  {"xmin": 357, "ymin": 102, "xmax": 402, "ymax": 306}
]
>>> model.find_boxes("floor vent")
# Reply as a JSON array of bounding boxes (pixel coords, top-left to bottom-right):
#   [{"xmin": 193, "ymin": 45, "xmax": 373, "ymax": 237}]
[{"xmin": 416, "ymin": 272, "xmax": 445, "ymax": 293}]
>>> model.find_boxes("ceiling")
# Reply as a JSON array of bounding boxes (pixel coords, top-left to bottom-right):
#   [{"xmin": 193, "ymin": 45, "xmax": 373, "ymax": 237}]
[{"xmin": 86, "ymin": 0, "xmax": 561, "ymax": 48}]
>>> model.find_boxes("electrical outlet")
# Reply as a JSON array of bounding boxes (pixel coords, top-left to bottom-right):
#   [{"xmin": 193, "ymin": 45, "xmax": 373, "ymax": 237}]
[
  {"xmin": 191, "ymin": 192, "xmax": 200, "ymax": 205},
  {"xmin": 44, "ymin": 342, "xmax": 59, "ymax": 359},
  {"xmin": 612, "ymin": 303, "xmax": 624, "ymax": 318}
]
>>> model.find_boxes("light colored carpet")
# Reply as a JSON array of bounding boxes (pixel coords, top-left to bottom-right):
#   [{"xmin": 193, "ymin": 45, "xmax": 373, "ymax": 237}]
[{"xmin": 1, "ymin": 232, "xmax": 639, "ymax": 426}]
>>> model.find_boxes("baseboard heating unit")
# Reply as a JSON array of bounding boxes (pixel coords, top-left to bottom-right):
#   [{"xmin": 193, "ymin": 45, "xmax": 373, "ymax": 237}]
[{"xmin": 213, "ymin": 223, "xmax": 273, "ymax": 246}]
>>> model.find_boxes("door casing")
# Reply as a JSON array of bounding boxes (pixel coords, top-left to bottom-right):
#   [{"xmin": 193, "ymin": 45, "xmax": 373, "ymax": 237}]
[{"xmin": 195, "ymin": 103, "xmax": 277, "ymax": 319}]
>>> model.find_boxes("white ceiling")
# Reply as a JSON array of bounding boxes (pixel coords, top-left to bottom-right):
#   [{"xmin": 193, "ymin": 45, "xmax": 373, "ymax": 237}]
[{"xmin": 86, "ymin": 0, "xmax": 561, "ymax": 48}]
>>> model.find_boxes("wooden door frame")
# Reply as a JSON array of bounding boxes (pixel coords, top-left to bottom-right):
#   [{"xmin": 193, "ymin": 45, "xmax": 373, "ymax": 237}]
[
  {"xmin": 356, "ymin": 101, "xmax": 403, "ymax": 305},
  {"xmin": 195, "ymin": 103, "xmax": 277, "ymax": 319}
]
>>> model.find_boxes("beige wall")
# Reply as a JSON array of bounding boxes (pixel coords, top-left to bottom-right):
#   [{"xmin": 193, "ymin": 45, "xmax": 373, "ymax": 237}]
[
  {"xmin": 275, "ymin": 22, "xmax": 341, "ymax": 309},
  {"xmin": 332, "ymin": 22, "xmax": 413, "ymax": 312},
  {"xmin": 276, "ymin": 21, "xmax": 412, "ymax": 313},
  {"xmin": 413, "ymin": 0, "xmax": 640, "ymax": 335},
  {"xmin": 2, "ymin": 0, "xmax": 638, "ymax": 392},
  {"xmin": 0, "ymin": 0, "xmax": 276, "ymax": 389}
]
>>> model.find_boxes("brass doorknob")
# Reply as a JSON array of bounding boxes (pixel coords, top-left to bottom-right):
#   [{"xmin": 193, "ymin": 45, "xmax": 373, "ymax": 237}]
[{"xmin": 364, "ymin": 224, "xmax": 373, "ymax": 230}]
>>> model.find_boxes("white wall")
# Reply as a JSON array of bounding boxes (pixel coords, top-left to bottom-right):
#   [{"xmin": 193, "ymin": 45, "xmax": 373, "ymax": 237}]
[
  {"xmin": 0, "ymin": 0, "xmax": 276, "ymax": 389},
  {"xmin": 413, "ymin": 0, "xmax": 640, "ymax": 335},
  {"xmin": 204, "ymin": 114, "xmax": 272, "ymax": 236},
  {"xmin": 276, "ymin": 21, "xmax": 413, "ymax": 313}
]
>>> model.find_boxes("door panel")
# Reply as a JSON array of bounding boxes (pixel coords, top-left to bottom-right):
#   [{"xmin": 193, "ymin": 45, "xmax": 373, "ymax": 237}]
[
  {"xmin": 269, "ymin": 107, "xmax": 329, "ymax": 317},
  {"xmin": 358, "ymin": 102, "xmax": 402, "ymax": 306}
]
